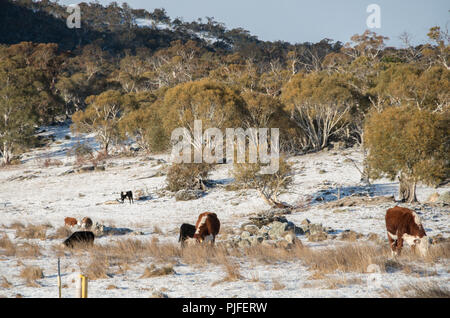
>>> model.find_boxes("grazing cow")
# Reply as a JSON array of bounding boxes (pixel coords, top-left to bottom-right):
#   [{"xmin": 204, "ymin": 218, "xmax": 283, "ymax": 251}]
[
  {"xmin": 121, "ymin": 191, "xmax": 133, "ymax": 204},
  {"xmin": 178, "ymin": 223, "xmax": 196, "ymax": 247},
  {"xmin": 385, "ymin": 206, "xmax": 428, "ymax": 257},
  {"xmin": 193, "ymin": 212, "xmax": 220, "ymax": 245},
  {"xmin": 80, "ymin": 217, "xmax": 93, "ymax": 230},
  {"xmin": 63, "ymin": 231, "xmax": 95, "ymax": 248},
  {"xmin": 64, "ymin": 217, "xmax": 78, "ymax": 227}
]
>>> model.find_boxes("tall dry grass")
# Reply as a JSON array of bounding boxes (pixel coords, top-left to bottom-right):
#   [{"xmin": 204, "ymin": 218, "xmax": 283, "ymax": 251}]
[
  {"xmin": 140, "ymin": 264, "xmax": 175, "ymax": 278},
  {"xmin": 15, "ymin": 224, "xmax": 47, "ymax": 240},
  {"xmin": 62, "ymin": 237, "xmax": 450, "ymax": 280},
  {"xmin": 0, "ymin": 233, "xmax": 16, "ymax": 256},
  {"xmin": 20, "ymin": 266, "xmax": 44, "ymax": 287},
  {"xmin": 383, "ymin": 282, "xmax": 450, "ymax": 298}
]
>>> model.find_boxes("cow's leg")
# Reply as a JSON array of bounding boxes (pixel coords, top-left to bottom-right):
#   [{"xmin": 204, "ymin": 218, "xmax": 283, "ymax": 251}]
[
  {"xmin": 387, "ymin": 233, "xmax": 396, "ymax": 256},
  {"xmin": 395, "ymin": 232, "xmax": 403, "ymax": 256}
]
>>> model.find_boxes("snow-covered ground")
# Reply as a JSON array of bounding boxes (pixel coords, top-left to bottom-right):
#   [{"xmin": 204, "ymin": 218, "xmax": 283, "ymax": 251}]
[{"xmin": 0, "ymin": 124, "xmax": 448, "ymax": 298}]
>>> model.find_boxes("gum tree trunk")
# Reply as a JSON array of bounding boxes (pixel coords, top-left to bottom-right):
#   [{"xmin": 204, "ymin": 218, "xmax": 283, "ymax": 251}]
[{"xmin": 398, "ymin": 173, "xmax": 417, "ymax": 203}]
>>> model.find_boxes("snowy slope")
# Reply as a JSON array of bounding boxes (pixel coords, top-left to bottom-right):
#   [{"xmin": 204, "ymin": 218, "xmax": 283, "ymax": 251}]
[{"xmin": 0, "ymin": 124, "xmax": 448, "ymax": 298}]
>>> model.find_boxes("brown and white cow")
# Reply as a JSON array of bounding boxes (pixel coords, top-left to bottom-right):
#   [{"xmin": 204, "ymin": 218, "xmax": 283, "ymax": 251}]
[
  {"xmin": 193, "ymin": 212, "xmax": 220, "ymax": 245},
  {"xmin": 385, "ymin": 206, "xmax": 428, "ymax": 257},
  {"xmin": 80, "ymin": 217, "xmax": 93, "ymax": 230},
  {"xmin": 64, "ymin": 217, "xmax": 78, "ymax": 228}
]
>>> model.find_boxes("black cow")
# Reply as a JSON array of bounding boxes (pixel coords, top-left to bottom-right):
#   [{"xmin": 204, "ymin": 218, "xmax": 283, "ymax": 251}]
[
  {"xmin": 178, "ymin": 223, "xmax": 196, "ymax": 247},
  {"xmin": 121, "ymin": 191, "xmax": 133, "ymax": 204},
  {"xmin": 63, "ymin": 231, "xmax": 95, "ymax": 248}
]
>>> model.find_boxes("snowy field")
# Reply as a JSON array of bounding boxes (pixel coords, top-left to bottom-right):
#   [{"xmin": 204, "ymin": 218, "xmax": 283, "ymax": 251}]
[{"xmin": 0, "ymin": 123, "xmax": 448, "ymax": 298}]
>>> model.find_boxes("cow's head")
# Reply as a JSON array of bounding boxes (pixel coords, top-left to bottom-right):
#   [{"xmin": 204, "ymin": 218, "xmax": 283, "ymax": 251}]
[
  {"xmin": 414, "ymin": 236, "xmax": 429, "ymax": 257},
  {"xmin": 193, "ymin": 233, "xmax": 203, "ymax": 242}
]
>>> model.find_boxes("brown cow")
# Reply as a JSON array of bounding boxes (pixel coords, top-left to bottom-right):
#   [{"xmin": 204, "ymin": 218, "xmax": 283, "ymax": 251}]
[
  {"xmin": 80, "ymin": 217, "xmax": 93, "ymax": 230},
  {"xmin": 64, "ymin": 217, "xmax": 78, "ymax": 227},
  {"xmin": 385, "ymin": 206, "xmax": 428, "ymax": 257},
  {"xmin": 193, "ymin": 212, "xmax": 220, "ymax": 245}
]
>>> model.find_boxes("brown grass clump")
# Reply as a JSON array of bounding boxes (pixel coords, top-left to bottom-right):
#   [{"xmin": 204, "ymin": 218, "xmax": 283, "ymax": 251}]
[
  {"xmin": 383, "ymin": 282, "xmax": 450, "ymax": 298},
  {"xmin": 0, "ymin": 233, "xmax": 16, "ymax": 256},
  {"xmin": 15, "ymin": 224, "xmax": 47, "ymax": 240},
  {"xmin": 299, "ymin": 243, "xmax": 390, "ymax": 274},
  {"xmin": 324, "ymin": 276, "xmax": 364, "ymax": 289},
  {"xmin": 211, "ymin": 254, "xmax": 244, "ymax": 286},
  {"xmin": 16, "ymin": 242, "xmax": 41, "ymax": 259},
  {"xmin": 20, "ymin": 266, "xmax": 44, "ymax": 287},
  {"xmin": 0, "ymin": 276, "xmax": 12, "ymax": 289},
  {"xmin": 7, "ymin": 222, "xmax": 25, "ymax": 230},
  {"xmin": 85, "ymin": 239, "xmax": 180, "ymax": 276},
  {"xmin": 140, "ymin": 264, "xmax": 175, "ymax": 278},
  {"xmin": 48, "ymin": 226, "xmax": 72, "ymax": 240},
  {"xmin": 82, "ymin": 254, "xmax": 110, "ymax": 280},
  {"xmin": 272, "ymin": 278, "xmax": 286, "ymax": 290},
  {"xmin": 152, "ymin": 225, "xmax": 164, "ymax": 235}
]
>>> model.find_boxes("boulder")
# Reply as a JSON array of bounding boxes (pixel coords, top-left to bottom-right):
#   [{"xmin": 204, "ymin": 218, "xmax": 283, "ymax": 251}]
[
  {"xmin": 268, "ymin": 221, "xmax": 288, "ymax": 239},
  {"xmin": 243, "ymin": 224, "xmax": 259, "ymax": 235}
]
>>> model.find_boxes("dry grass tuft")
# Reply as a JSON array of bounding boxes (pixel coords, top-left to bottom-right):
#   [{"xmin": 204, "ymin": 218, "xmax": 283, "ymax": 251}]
[
  {"xmin": 324, "ymin": 276, "xmax": 364, "ymax": 289},
  {"xmin": 211, "ymin": 254, "xmax": 243, "ymax": 286},
  {"xmin": 16, "ymin": 242, "xmax": 41, "ymax": 259},
  {"xmin": 0, "ymin": 233, "xmax": 16, "ymax": 256},
  {"xmin": 0, "ymin": 276, "xmax": 12, "ymax": 289},
  {"xmin": 140, "ymin": 264, "xmax": 175, "ymax": 278},
  {"xmin": 20, "ymin": 266, "xmax": 44, "ymax": 286},
  {"xmin": 48, "ymin": 226, "xmax": 72, "ymax": 240},
  {"xmin": 82, "ymin": 254, "xmax": 110, "ymax": 280},
  {"xmin": 272, "ymin": 278, "xmax": 286, "ymax": 290},
  {"xmin": 7, "ymin": 222, "xmax": 25, "ymax": 230},
  {"xmin": 15, "ymin": 224, "xmax": 47, "ymax": 240},
  {"xmin": 383, "ymin": 282, "xmax": 450, "ymax": 298},
  {"xmin": 152, "ymin": 225, "xmax": 164, "ymax": 235}
]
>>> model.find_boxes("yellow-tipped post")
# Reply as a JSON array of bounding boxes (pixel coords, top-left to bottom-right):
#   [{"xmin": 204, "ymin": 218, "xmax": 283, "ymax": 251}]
[{"xmin": 80, "ymin": 274, "xmax": 88, "ymax": 298}]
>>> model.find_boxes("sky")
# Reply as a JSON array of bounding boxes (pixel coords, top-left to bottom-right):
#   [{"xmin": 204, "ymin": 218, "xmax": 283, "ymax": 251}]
[{"xmin": 58, "ymin": 0, "xmax": 449, "ymax": 47}]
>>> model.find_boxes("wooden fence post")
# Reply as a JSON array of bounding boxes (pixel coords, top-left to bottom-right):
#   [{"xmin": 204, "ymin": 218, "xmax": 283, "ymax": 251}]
[{"xmin": 57, "ymin": 258, "xmax": 61, "ymax": 298}]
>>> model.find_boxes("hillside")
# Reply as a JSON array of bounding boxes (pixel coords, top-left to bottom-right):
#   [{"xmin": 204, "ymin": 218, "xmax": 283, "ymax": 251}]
[{"xmin": 0, "ymin": 125, "xmax": 448, "ymax": 298}]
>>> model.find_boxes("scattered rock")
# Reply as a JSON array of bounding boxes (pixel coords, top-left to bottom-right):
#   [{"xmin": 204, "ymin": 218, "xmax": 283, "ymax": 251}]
[
  {"xmin": 76, "ymin": 166, "xmax": 95, "ymax": 173},
  {"xmin": 150, "ymin": 291, "xmax": 169, "ymax": 298},
  {"xmin": 242, "ymin": 224, "xmax": 259, "ymax": 234},
  {"xmin": 93, "ymin": 223, "xmax": 133, "ymax": 237},
  {"xmin": 175, "ymin": 189, "xmax": 204, "ymax": 201},
  {"xmin": 437, "ymin": 191, "xmax": 450, "ymax": 205}
]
